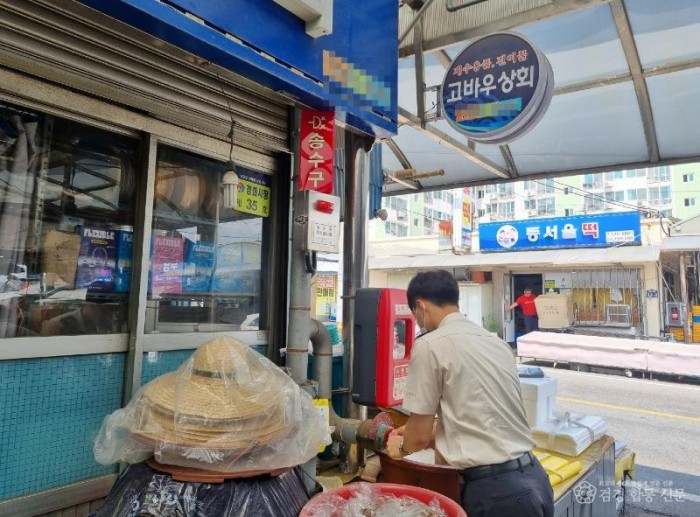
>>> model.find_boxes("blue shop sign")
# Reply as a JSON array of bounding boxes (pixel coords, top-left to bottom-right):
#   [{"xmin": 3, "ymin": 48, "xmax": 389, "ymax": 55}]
[
  {"xmin": 479, "ymin": 212, "xmax": 642, "ymax": 252},
  {"xmin": 440, "ymin": 32, "xmax": 553, "ymax": 145},
  {"xmin": 77, "ymin": 0, "xmax": 398, "ymax": 138}
]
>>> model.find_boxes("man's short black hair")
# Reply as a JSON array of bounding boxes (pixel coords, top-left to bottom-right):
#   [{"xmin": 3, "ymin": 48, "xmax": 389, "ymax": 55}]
[{"xmin": 407, "ymin": 269, "xmax": 460, "ymax": 311}]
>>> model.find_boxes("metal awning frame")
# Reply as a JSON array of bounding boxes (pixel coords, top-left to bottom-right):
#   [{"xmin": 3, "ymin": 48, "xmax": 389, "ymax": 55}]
[{"xmin": 386, "ymin": 0, "xmax": 700, "ymax": 195}]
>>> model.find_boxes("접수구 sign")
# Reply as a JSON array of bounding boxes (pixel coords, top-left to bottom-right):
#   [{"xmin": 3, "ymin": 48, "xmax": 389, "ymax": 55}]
[{"xmin": 441, "ymin": 32, "xmax": 554, "ymax": 145}]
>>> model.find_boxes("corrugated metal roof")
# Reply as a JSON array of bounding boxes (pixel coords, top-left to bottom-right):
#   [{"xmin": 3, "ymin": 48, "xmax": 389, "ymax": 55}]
[
  {"xmin": 386, "ymin": 0, "xmax": 700, "ymax": 194},
  {"xmin": 398, "ymin": 0, "xmax": 555, "ymax": 55}
]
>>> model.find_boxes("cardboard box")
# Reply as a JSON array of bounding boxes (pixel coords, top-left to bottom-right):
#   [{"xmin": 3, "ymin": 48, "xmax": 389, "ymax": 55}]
[
  {"xmin": 520, "ymin": 376, "xmax": 558, "ymax": 427},
  {"xmin": 535, "ymin": 294, "xmax": 574, "ymax": 329},
  {"xmin": 42, "ymin": 230, "xmax": 82, "ymax": 287}
]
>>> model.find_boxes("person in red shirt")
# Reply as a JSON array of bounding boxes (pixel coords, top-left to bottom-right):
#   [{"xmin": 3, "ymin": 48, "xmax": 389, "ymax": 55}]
[{"xmin": 509, "ymin": 287, "xmax": 539, "ymax": 333}]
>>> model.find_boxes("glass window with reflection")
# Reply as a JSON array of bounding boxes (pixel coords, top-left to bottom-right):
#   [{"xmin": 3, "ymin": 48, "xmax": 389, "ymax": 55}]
[
  {"xmin": 146, "ymin": 146, "xmax": 270, "ymax": 334},
  {"xmin": 0, "ymin": 102, "xmax": 139, "ymax": 338}
]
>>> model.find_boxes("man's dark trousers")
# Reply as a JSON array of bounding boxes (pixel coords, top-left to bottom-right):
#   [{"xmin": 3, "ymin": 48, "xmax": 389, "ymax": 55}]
[
  {"xmin": 460, "ymin": 456, "xmax": 554, "ymax": 517},
  {"xmin": 524, "ymin": 315, "xmax": 539, "ymax": 333}
]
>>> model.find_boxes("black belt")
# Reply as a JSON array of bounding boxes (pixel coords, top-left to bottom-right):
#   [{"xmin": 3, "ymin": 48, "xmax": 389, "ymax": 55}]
[{"xmin": 459, "ymin": 452, "xmax": 535, "ymax": 482}]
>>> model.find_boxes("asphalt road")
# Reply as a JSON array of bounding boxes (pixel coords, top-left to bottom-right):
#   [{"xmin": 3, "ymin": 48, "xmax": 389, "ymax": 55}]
[{"xmin": 532, "ymin": 364, "xmax": 700, "ymax": 517}]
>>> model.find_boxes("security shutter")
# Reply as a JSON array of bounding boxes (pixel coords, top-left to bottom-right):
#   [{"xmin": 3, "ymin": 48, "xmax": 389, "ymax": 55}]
[{"xmin": 0, "ymin": 0, "xmax": 290, "ymax": 158}]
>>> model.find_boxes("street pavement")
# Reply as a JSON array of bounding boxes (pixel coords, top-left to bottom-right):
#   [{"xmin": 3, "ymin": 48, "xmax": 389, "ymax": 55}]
[{"xmin": 530, "ymin": 364, "xmax": 700, "ymax": 517}]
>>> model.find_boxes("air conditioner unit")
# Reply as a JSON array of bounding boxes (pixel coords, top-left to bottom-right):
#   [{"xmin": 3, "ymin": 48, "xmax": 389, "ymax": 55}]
[
  {"xmin": 527, "ymin": 191, "xmax": 536, "ymax": 197},
  {"xmin": 528, "ymin": 209, "xmax": 537, "ymax": 217}
]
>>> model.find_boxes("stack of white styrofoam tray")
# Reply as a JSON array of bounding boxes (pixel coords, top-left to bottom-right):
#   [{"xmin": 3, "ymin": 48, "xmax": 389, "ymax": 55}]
[
  {"xmin": 520, "ymin": 376, "xmax": 558, "ymax": 428},
  {"xmin": 532, "ymin": 413, "xmax": 607, "ymax": 457}
]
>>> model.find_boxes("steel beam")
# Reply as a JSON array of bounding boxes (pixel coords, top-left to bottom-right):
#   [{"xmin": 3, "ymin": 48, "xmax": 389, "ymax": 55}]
[
  {"xmin": 436, "ymin": 49, "xmax": 453, "ymax": 68},
  {"xmin": 384, "ymin": 171, "xmax": 420, "ymax": 190},
  {"xmin": 611, "ymin": 0, "xmax": 659, "ymax": 162},
  {"xmin": 385, "ymin": 137, "xmax": 413, "ymax": 170},
  {"xmin": 499, "ymin": 145, "xmax": 519, "ymax": 178},
  {"xmin": 399, "ymin": 107, "xmax": 510, "ymax": 179},
  {"xmin": 414, "ymin": 18, "xmax": 426, "ymax": 127}
]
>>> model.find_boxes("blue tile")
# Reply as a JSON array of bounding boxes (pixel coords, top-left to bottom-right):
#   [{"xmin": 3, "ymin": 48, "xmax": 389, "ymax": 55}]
[
  {"xmin": 141, "ymin": 350, "xmax": 194, "ymax": 384},
  {"xmin": 0, "ymin": 355, "xmax": 123, "ymax": 500}
]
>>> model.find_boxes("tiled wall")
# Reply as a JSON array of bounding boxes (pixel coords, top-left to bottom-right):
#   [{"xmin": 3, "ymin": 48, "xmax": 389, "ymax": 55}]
[
  {"xmin": 0, "ymin": 345, "xmax": 270, "ymax": 502},
  {"xmin": 0, "ymin": 354, "xmax": 124, "ymax": 500},
  {"xmin": 141, "ymin": 346, "xmax": 268, "ymax": 384},
  {"xmin": 141, "ymin": 350, "xmax": 194, "ymax": 384}
]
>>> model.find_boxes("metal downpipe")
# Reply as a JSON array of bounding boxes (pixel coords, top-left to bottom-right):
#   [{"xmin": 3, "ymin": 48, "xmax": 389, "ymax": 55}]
[
  {"xmin": 340, "ymin": 129, "xmax": 375, "ymax": 472},
  {"xmin": 309, "ymin": 318, "xmax": 363, "ymax": 444},
  {"xmin": 287, "ymin": 197, "xmax": 313, "ymax": 385}
]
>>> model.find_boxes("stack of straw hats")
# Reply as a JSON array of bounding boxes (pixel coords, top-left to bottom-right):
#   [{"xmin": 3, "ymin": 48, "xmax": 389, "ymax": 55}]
[{"xmin": 132, "ymin": 336, "xmax": 294, "ymax": 453}]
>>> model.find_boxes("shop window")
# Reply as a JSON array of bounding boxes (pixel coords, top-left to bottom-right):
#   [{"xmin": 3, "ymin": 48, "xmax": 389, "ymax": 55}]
[
  {"xmin": 146, "ymin": 146, "xmax": 269, "ymax": 334},
  {"xmin": 0, "ymin": 102, "xmax": 138, "ymax": 338}
]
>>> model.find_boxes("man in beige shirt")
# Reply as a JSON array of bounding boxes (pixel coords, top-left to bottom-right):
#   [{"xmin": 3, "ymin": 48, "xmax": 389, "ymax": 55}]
[{"xmin": 387, "ymin": 269, "xmax": 553, "ymax": 517}]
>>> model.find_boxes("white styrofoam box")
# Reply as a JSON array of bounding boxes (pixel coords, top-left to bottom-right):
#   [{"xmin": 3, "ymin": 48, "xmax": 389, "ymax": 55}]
[{"xmin": 520, "ymin": 376, "xmax": 558, "ymax": 427}]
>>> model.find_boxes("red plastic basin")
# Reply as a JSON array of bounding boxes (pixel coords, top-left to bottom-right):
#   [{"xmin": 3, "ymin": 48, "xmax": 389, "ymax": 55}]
[{"xmin": 299, "ymin": 482, "xmax": 466, "ymax": 517}]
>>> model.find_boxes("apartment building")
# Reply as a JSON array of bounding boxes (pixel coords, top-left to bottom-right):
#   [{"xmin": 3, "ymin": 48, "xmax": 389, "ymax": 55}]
[
  {"xmin": 672, "ymin": 163, "xmax": 700, "ymax": 220},
  {"xmin": 371, "ymin": 189, "xmax": 459, "ymax": 239},
  {"xmin": 476, "ymin": 164, "xmax": 700, "ymax": 223},
  {"xmin": 371, "ymin": 164, "xmax": 700, "ymax": 239}
]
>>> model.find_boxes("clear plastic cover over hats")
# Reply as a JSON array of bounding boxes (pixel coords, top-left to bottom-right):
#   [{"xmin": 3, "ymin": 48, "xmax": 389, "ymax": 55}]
[{"xmin": 94, "ymin": 336, "xmax": 331, "ymax": 472}]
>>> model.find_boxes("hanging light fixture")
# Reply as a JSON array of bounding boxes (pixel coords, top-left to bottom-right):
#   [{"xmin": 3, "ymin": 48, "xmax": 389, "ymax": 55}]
[{"xmin": 222, "ymin": 119, "xmax": 240, "ymax": 209}]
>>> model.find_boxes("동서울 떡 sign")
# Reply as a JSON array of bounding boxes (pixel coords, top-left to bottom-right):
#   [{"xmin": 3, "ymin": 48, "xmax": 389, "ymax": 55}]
[
  {"xmin": 479, "ymin": 212, "xmax": 642, "ymax": 252},
  {"xmin": 440, "ymin": 32, "xmax": 554, "ymax": 145}
]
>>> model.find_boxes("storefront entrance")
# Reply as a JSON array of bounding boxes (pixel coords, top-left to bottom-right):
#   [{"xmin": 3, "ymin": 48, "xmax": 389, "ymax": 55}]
[{"xmin": 511, "ymin": 274, "xmax": 543, "ymax": 340}]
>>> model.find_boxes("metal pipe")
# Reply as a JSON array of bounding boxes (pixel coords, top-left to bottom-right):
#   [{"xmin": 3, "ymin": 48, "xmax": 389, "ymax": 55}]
[
  {"xmin": 680, "ymin": 253, "xmax": 689, "ymax": 343},
  {"xmin": 287, "ymin": 213, "xmax": 313, "ymax": 384},
  {"xmin": 342, "ymin": 129, "xmax": 374, "ymax": 422},
  {"xmin": 310, "ymin": 318, "xmax": 333, "ymax": 400},
  {"xmin": 341, "ymin": 129, "xmax": 375, "ymax": 473}
]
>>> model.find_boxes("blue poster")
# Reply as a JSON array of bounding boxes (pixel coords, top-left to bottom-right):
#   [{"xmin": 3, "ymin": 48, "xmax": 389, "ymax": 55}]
[{"xmin": 479, "ymin": 212, "xmax": 642, "ymax": 252}]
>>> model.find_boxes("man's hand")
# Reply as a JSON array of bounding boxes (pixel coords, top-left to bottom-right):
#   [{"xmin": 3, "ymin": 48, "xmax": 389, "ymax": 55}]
[{"xmin": 386, "ymin": 429, "xmax": 404, "ymax": 459}]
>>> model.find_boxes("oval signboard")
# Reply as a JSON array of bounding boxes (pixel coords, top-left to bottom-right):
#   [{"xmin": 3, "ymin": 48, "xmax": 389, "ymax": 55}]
[{"xmin": 440, "ymin": 32, "xmax": 554, "ymax": 145}]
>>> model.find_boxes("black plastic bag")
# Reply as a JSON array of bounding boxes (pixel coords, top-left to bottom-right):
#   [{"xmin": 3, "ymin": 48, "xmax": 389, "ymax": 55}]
[{"xmin": 93, "ymin": 463, "xmax": 309, "ymax": 517}]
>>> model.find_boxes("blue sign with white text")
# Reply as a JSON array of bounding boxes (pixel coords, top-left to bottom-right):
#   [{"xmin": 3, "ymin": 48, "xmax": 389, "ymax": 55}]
[
  {"xmin": 77, "ymin": 0, "xmax": 398, "ymax": 138},
  {"xmin": 479, "ymin": 212, "xmax": 641, "ymax": 252},
  {"xmin": 440, "ymin": 32, "xmax": 553, "ymax": 145}
]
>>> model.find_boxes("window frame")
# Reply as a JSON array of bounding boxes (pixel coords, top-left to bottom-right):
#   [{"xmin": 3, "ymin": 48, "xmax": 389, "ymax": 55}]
[{"xmin": 0, "ymin": 90, "xmax": 280, "ymax": 361}]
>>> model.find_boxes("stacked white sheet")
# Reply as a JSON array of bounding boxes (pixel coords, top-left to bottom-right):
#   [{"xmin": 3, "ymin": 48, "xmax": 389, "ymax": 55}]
[{"xmin": 532, "ymin": 412, "xmax": 607, "ymax": 456}]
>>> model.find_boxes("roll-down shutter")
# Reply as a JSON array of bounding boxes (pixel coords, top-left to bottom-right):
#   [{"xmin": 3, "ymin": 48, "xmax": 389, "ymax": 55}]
[{"xmin": 0, "ymin": 0, "xmax": 290, "ymax": 157}]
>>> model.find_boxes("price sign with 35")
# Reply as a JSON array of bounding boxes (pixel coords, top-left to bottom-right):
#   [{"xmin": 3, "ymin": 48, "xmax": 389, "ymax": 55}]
[{"xmin": 235, "ymin": 169, "xmax": 272, "ymax": 217}]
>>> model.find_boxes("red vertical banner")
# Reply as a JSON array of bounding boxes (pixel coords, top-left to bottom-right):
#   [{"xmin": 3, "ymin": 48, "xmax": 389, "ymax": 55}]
[{"xmin": 298, "ymin": 110, "xmax": 335, "ymax": 193}]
